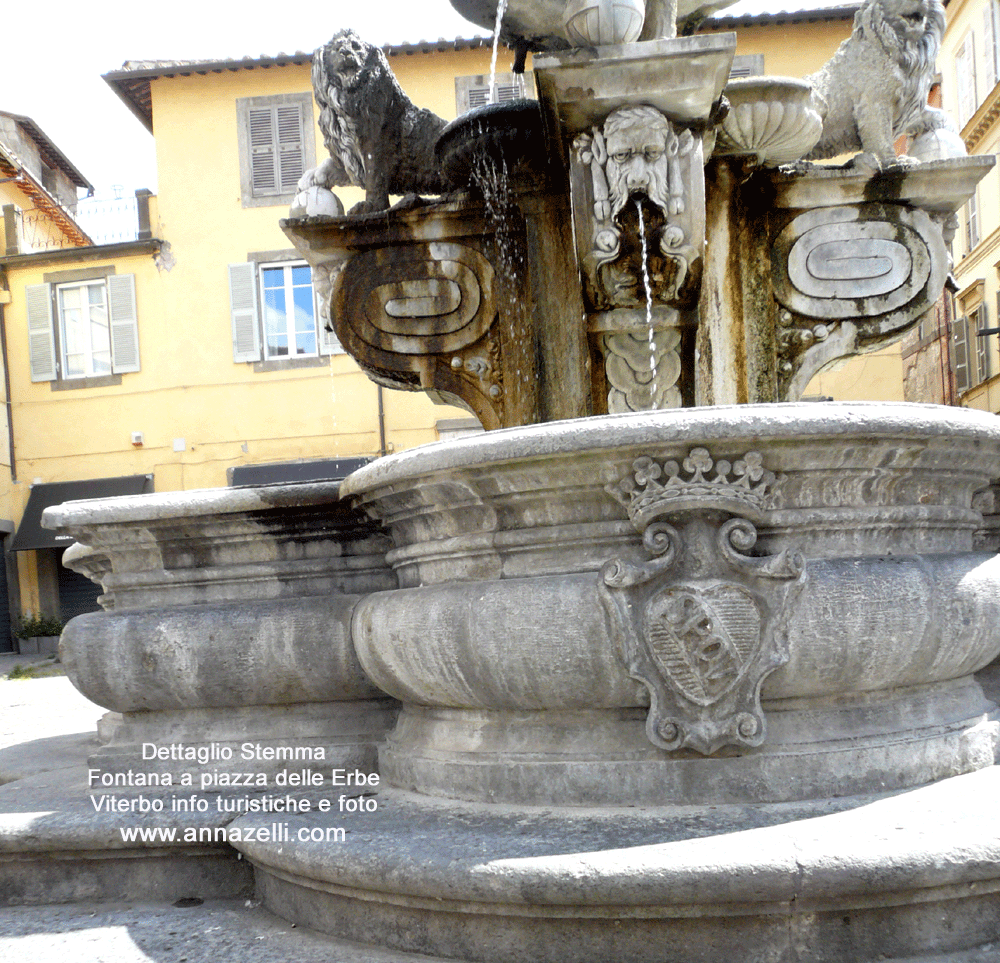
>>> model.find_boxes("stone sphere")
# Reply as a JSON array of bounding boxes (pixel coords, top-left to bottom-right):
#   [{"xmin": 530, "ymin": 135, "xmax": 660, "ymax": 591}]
[
  {"xmin": 909, "ymin": 127, "xmax": 968, "ymax": 162},
  {"xmin": 563, "ymin": 0, "xmax": 645, "ymax": 46}
]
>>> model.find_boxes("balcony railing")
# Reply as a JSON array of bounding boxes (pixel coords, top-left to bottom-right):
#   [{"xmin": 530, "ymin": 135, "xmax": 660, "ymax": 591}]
[{"xmin": 1, "ymin": 190, "xmax": 154, "ymax": 256}]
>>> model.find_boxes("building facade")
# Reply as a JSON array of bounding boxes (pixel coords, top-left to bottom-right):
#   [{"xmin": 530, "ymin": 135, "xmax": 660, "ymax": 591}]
[{"xmin": 902, "ymin": 0, "xmax": 1000, "ymax": 410}]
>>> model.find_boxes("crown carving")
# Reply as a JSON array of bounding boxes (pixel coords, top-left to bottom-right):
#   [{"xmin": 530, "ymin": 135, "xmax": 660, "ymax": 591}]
[{"xmin": 607, "ymin": 448, "xmax": 777, "ymax": 529}]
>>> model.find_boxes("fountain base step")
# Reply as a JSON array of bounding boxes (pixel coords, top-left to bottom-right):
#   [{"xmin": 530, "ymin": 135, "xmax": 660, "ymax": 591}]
[
  {"xmin": 0, "ymin": 766, "xmax": 252, "ymax": 906},
  {"xmin": 236, "ymin": 768, "xmax": 1000, "ymax": 963},
  {"xmin": 378, "ymin": 677, "xmax": 1000, "ymax": 806}
]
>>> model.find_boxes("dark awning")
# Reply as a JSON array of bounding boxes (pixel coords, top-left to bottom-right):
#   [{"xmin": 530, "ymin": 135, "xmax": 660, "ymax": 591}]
[
  {"xmin": 11, "ymin": 474, "xmax": 153, "ymax": 551},
  {"xmin": 228, "ymin": 458, "xmax": 373, "ymax": 488}
]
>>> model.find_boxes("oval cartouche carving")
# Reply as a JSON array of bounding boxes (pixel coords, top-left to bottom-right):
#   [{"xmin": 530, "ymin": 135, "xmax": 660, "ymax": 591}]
[
  {"xmin": 383, "ymin": 279, "xmax": 463, "ymax": 320},
  {"xmin": 337, "ymin": 242, "xmax": 495, "ymax": 356},
  {"xmin": 799, "ymin": 234, "xmax": 911, "ymax": 296},
  {"xmin": 773, "ymin": 205, "xmax": 942, "ymax": 325}
]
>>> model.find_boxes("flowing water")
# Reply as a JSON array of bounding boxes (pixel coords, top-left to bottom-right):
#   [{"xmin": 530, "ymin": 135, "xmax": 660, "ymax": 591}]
[
  {"xmin": 488, "ymin": 0, "xmax": 510, "ymax": 103},
  {"xmin": 635, "ymin": 199, "xmax": 658, "ymax": 410}
]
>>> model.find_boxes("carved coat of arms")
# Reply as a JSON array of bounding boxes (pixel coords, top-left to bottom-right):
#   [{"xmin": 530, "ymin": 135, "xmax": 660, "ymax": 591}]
[{"xmin": 600, "ymin": 450, "xmax": 805, "ymax": 754}]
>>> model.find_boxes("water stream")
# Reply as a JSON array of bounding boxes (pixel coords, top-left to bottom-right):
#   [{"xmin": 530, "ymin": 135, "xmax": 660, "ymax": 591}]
[
  {"xmin": 488, "ymin": 0, "xmax": 510, "ymax": 103},
  {"xmin": 635, "ymin": 199, "xmax": 658, "ymax": 410}
]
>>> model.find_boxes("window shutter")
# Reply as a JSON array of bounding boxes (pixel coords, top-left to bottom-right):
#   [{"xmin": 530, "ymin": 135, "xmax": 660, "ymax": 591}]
[
  {"xmin": 25, "ymin": 283, "xmax": 56, "ymax": 382},
  {"xmin": 276, "ymin": 105, "xmax": 306, "ymax": 193},
  {"xmin": 729, "ymin": 54, "xmax": 764, "ymax": 80},
  {"xmin": 108, "ymin": 274, "xmax": 140, "ymax": 373},
  {"xmin": 956, "ymin": 34, "xmax": 978, "ymax": 125},
  {"xmin": 229, "ymin": 263, "xmax": 261, "ymax": 362},
  {"xmin": 975, "ymin": 304, "xmax": 991, "ymax": 382},
  {"xmin": 249, "ymin": 108, "xmax": 278, "ymax": 195},
  {"xmin": 985, "ymin": 1, "xmax": 999, "ymax": 93},
  {"xmin": 953, "ymin": 316, "xmax": 971, "ymax": 394}
]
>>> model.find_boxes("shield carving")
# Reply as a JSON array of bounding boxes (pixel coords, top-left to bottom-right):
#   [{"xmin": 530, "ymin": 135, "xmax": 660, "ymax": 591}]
[{"xmin": 643, "ymin": 585, "xmax": 762, "ymax": 707}]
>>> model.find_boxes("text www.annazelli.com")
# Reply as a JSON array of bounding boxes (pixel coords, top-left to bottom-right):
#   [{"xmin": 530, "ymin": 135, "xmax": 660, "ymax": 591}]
[{"xmin": 119, "ymin": 824, "xmax": 345, "ymax": 844}]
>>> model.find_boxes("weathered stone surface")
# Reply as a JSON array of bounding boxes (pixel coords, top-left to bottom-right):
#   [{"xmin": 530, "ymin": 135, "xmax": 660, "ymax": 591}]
[
  {"xmin": 805, "ymin": 0, "xmax": 950, "ymax": 168},
  {"xmin": 237, "ymin": 768, "xmax": 1000, "ymax": 963},
  {"xmin": 283, "ymin": 190, "xmax": 592, "ymax": 429},
  {"xmin": 43, "ymin": 482, "xmax": 398, "ymax": 780},
  {"xmin": 344, "ymin": 403, "xmax": 1000, "ymax": 805},
  {"xmin": 715, "ymin": 76, "xmax": 823, "ymax": 165}
]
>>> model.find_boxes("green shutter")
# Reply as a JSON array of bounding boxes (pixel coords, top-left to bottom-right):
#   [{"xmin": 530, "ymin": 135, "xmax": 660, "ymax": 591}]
[
  {"xmin": 108, "ymin": 274, "xmax": 140, "ymax": 373},
  {"xmin": 229, "ymin": 263, "xmax": 261, "ymax": 362},
  {"xmin": 25, "ymin": 283, "xmax": 56, "ymax": 382}
]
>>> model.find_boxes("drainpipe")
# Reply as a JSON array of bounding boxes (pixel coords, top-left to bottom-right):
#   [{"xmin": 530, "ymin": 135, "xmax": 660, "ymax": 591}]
[
  {"xmin": 377, "ymin": 386, "xmax": 388, "ymax": 457},
  {"xmin": 0, "ymin": 268, "xmax": 15, "ymax": 483}
]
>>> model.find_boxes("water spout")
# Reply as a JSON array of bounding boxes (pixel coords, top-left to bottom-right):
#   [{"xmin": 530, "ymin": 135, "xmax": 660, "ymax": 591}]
[
  {"xmin": 488, "ymin": 0, "xmax": 511, "ymax": 103},
  {"xmin": 635, "ymin": 198, "xmax": 657, "ymax": 410}
]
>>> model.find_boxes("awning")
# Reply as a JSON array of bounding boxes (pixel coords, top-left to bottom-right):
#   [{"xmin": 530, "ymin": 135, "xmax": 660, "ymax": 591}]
[
  {"xmin": 10, "ymin": 474, "xmax": 153, "ymax": 551},
  {"xmin": 228, "ymin": 458, "xmax": 373, "ymax": 488}
]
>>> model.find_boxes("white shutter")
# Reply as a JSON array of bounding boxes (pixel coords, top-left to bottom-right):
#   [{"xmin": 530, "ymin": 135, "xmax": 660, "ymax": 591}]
[
  {"xmin": 986, "ymin": 1, "xmax": 999, "ymax": 93},
  {"xmin": 957, "ymin": 34, "xmax": 978, "ymax": 125},
  {"xmin": 229, "ymin": 263, "xmax": 261, "ymax": 362},
  {"xmin": 25, "ymin": 283, "xmax": 56, "ymax": 382},
  {"xmin": 108, "ymin": 274, "xmax": 140, "ymax": 373},
  {"xmin": 966, "ymin": 191, "xmax": 980, "ymax": 251}
]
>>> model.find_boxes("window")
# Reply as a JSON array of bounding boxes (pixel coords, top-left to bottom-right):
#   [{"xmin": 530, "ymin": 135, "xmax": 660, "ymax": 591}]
[
  {"xmin": 25, "ymin": 271, "xmax": 139, "ymax": 385},
  {"xmin": 260, "ymin": 262, "xmax": 317, "ymax": 359},
  {"xmin": 57, "ymin": 281, "xmax": 111, "ymax": 378},
  {"xmin": 228, "ymin": 259, "xmax": 342, "ymax": 366},
  {"xmin": 455, "ymin": 72, "xmax": 535, "ymax": 115},
  {"xmin": 985, "ymin": 0, "xmax": 999, "ymax": 94},
  {"xmin": 729, "ymin": 54, "xmax": 764, "ymax": 80},
  {"xmin": 975, "ymin": 303, "xmax": 992, "ymax": 382},
  {"xmin": 953, "ymin": 315, "xmax": 972, "ymax": 394},
  {"xmin": 965, "ymin": 190, "xmax": 980, "ymax": 253},
  {"xmin": 953, "ymin": 294, "xmax": 996, "ymax": 395},
  {"xmin": 236, "ymin": 93, "xmax": 316, "ymax": 208},
  {"xmin": 956, "ymin": 32, "xmax": 978, "ymax": 126}
]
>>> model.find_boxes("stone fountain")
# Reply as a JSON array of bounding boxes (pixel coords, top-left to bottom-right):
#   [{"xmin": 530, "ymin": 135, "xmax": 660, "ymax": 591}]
[{"xmin": 27, "ymin": 0, "xmax": 1000, "ymax": 959}]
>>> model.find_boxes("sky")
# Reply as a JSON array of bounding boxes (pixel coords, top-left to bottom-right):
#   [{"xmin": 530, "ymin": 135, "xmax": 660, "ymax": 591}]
[{"xmin": 0, "ymin": 0, "xmax": 486, "ymax": 199}]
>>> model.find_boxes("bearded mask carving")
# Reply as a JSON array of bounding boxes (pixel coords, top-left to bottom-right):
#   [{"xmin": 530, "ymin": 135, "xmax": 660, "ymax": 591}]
[{"xmin": 603, "ymin": 107, "xmax": 688, "ymax": 219}]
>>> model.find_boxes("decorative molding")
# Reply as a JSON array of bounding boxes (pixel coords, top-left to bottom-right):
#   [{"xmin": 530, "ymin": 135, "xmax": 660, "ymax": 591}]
[{"xmin": 961, "ymin": 81, "xmax": 1000, "ymax": 154}]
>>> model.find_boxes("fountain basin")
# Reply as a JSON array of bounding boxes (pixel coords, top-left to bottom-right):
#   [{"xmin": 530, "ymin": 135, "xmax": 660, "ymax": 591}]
[
  {"xmin": 343, "ymin": 403, "xmax": 1000, "ymax": 805},
  {"xmin": 45, "ymin": 482, "xmax": 399, "ymax": 781}
]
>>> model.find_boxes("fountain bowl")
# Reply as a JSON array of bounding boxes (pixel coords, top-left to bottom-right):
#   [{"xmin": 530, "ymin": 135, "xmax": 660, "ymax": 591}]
[
  {"xmin": 715, "ymin": 76, "xmax": 823, "ymax": 165},
  {"xmin": 436, "ymin": 99, "xmax": 548, "ymax": 189}
]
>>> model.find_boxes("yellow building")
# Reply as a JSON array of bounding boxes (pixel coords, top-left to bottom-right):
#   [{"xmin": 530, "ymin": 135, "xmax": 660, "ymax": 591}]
[
  {"xmin": 937, "ymin": 0, "xmax": 1000, "ymax": 412},
  {"xmin": 0, "ymin": 10, "xmax": 914, "ymax": 641}
]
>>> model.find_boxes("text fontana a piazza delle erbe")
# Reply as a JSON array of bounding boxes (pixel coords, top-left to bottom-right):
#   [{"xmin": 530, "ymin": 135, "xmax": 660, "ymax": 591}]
[{"xmin": 87, "ymin": 742, "xmax": 379, "ymax": 845}]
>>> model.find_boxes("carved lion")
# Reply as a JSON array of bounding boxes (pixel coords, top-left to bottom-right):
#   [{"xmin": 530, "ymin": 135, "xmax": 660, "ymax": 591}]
[
  {"xmin": 805, "ymin": 0, "xmax": 952, "ymax": 168},
  {"xmin": 304, "ymin": 29, "xmax": 449, "ymax": 213}
]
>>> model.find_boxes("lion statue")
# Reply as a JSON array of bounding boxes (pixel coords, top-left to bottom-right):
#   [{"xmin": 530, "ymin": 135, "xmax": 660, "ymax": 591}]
[
  {"xmin": 302, "ymin": 30, "xmax": 449, "ymax": 214},
  {"xmin": 805, "ymin": 0, "xmax": 954, "ymax": 168}
]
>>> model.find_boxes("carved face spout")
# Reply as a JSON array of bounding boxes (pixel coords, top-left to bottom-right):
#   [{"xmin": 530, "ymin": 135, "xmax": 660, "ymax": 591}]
[{"xmin": 604, "ymin": 106, "xmax": 680, "ymax": 220}]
